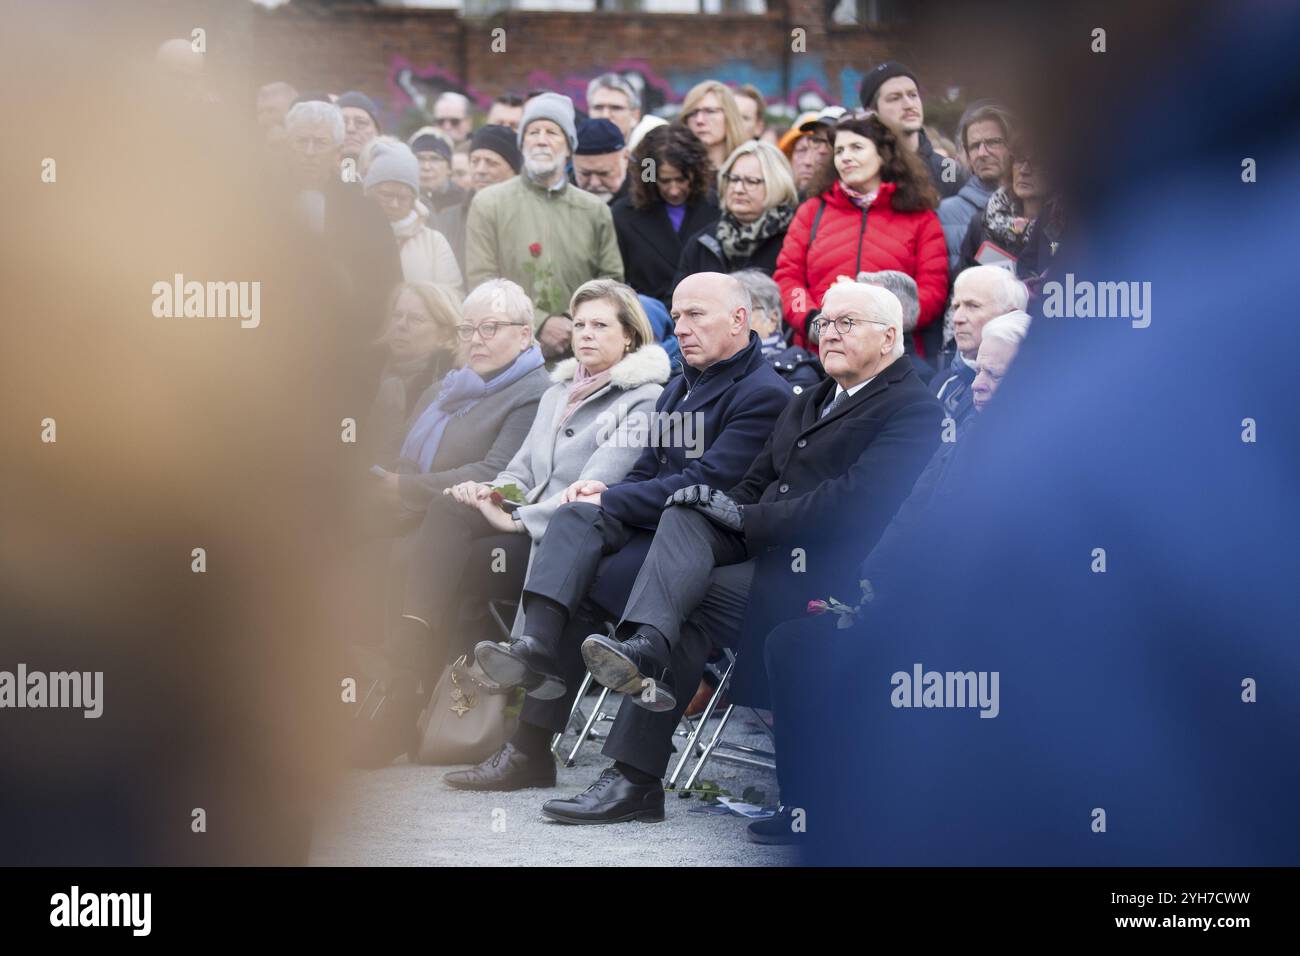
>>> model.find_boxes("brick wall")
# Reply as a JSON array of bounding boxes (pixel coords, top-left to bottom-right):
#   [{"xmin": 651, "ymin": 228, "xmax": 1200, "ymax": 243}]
[{"xmin": 245, "ymin": 0, "xmax": 945, "ymax": 128}]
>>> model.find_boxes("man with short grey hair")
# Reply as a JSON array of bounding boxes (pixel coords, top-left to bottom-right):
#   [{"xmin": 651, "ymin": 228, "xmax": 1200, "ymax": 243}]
[
  {"xmin": 477, "ymin": 279, "xmax": 940, "ymax": 825},
  {"xmin": 932, "ymin": 265, "xmax": 1029, "ymax": 421},
  {"xmin": 586, "ymin": 73, "xmax": 641, "ymax": 139}
]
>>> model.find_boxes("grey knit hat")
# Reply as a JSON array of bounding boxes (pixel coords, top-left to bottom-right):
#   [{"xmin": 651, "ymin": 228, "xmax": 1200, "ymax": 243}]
[
  {"xmin": 363, "ymin": 140, "xmax": 420, "ymax": 194},
  {"xmin": 518, "ymin": 92, "xmax": 577, "ymax": 153}
]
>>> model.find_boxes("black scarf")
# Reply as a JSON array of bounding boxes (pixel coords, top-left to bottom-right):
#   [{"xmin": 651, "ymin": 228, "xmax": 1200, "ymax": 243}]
[{"xmin": 714, "ymin": 203, "xmax": 796, "ymax": 265}]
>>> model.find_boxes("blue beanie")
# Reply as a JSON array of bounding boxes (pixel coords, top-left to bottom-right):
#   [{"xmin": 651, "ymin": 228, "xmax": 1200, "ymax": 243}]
[{"xmin": 576, "ymin": 118, "xmax": 626, "ymax": 155}]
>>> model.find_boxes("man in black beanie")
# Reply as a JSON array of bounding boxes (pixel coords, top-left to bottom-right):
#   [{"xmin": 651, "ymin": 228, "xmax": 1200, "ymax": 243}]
[
  {"xmin": 572, "ymin": 118, "xmax": 629, "ymax": 204},
  {"xmin": 859, "ymin": 61, "xmax": 965, "ymax": 200},
  {"xmin": 433, "ymin": 124, "xmax": 522, "ymax": 271},
  {"xmin": 337, "ymin": 90, "xmax": 382, "ymax": 164},
  {"xmin": 408, "ymin": 126, "xmax": 465, "ymax": 216}
]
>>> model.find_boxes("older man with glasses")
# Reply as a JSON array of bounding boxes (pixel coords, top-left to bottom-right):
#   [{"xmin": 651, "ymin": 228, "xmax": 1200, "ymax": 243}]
[
  {"xmin": 519, "ymin": 279, "xmax": 941, "ymax": 825},
  {"xmin": 586, "ymin": 73, "xmax": 642, "ymax": 140},
  {"xmin": 433, "ymin": 91, "xmax": 474, "ymax": 145}
]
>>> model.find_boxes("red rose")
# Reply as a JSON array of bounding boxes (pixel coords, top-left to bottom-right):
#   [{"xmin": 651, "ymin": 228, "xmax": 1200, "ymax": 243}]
[
  {"xmin": 529, "ymin": 242, "xmax": 542, "ymax": 258},
  {"xmin": 806, "ymin": 599, "xmax": 829, "ymax": 616},
  {"xmin": 489, "ymin": 491, "xmax": 504, "ymax": 506}
]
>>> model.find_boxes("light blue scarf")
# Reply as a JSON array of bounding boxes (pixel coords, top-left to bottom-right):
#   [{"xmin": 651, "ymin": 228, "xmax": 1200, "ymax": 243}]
[{"xmin": 399, "ymin": 345, "xmax": 543, "ymax": 473}]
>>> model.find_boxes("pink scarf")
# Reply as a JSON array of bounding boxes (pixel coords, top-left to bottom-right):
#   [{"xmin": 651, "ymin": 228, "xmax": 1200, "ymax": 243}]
[{"xmin": 559, "ymin": 363, "xmax": 612, "ymax": 425}]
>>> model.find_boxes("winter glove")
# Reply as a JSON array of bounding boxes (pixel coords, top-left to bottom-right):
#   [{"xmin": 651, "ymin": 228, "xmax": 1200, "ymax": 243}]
[{"xmin": 664, "ymin": 484, "xmax": 743, "ymax": 533}]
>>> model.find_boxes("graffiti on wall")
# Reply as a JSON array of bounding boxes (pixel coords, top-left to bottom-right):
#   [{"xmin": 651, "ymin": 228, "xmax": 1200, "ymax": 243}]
[{"xmin": 387, "ymin": 54, "xmax": 869, "ymax": 122}]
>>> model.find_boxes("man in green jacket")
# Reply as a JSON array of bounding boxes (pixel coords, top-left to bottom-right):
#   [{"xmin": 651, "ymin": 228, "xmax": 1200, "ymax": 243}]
[{"xmin": 465, "ymin": 92, "xmax": 624, "ymax": 330}]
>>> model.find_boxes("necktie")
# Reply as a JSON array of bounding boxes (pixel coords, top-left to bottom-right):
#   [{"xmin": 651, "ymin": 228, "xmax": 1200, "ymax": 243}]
[{"xmin": 821, "ymin": 388, "xmax": 847, "ymax": 419}]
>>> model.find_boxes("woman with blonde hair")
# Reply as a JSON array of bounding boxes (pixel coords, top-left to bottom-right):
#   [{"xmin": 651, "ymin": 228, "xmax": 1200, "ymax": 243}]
[
  {"xmin": 364, "ymin": 280, "xmax": 463, "ymax": 461},
  {"xmin": 677, "ymin": 80, "xmax": 747, "ymax": 173},
  {"xmin": 675, "ymin": 140, "xmax": 799, "ymax": 284},
  {"xmin": 354, "ymin": 279, "xmax": 672, "ymax": 768}
]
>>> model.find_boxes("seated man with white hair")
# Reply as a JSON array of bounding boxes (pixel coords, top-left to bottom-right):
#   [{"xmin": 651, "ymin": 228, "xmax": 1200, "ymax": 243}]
[
  {"xmin": 752, "ymin": 307, "xmax": 1032, "ymax": 845},
  {"xmin": 525, "ymin": 280, "xmax": 942, "ymax": 825},
  {"xmin": 932, "ymin": 265, "xmax": 1029, "ymax": 421}
]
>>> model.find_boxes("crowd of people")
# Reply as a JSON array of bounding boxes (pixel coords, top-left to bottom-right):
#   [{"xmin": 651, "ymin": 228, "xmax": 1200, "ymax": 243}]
[{"xmin": 256, "ymin": 59, "xmax": 1061, "ymax": 845}]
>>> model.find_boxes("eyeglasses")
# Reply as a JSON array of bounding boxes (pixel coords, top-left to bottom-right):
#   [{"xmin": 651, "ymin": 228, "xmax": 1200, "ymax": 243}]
[
  {"xmin": 723, "ymin": 173, "xmax": 765, "ymax": 190},
  {"xmin": 435, "ymin": 116, "xmax": 466, "ymax": 128},
  {"xmin": 966, "ymin": 136, "xmax": 1007, "ymax": 154},
  {"xmin": 810, "ymin": 315, "xmax": 890, "ymax": 337},
  {"xmin": 683, "ymin": 106, "xmax": 724, "ymax": 123},
  {"xmin": 454, "ymin": 320, "xmax": 526, "ymax": 341}
]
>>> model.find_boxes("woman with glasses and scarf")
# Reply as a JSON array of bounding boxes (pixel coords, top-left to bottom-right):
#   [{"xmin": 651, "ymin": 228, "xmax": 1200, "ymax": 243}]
[
  {"xmin": 353, "ymin": 279, "xmax": 671, "ymax": 768},
  {"xmin": 954, "ymin": 134, "xmax": 1063, "ymax": 289},
  {"xmin": 674, "ymin": 141, "xmax": 800, "ymax": 288},
  {"xmin": 774, "ymin": 112, "xmax": 948, "ymax": 356}
]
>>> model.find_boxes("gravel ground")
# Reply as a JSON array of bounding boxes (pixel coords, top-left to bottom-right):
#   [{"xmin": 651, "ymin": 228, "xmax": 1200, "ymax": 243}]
[{"xmin": 309, "ymin": 696, "xmax": 797, "ymax": 867}]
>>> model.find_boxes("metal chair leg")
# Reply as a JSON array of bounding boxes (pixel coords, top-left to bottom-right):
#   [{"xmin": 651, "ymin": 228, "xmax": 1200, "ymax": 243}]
[
  {"xmin": 551, "ymin": 671, "xmax": 594, "ymax": 754},
  {"xmin": 666, "ymin": 656, "xmax": 735, "ymax": 788},
  {"xmin": 564, "ymin": 685, "xmax": 610, "ymax": 767},
  {"xmin": 682, "ymin": 703, "xmax": 736, "ymax": 791}
]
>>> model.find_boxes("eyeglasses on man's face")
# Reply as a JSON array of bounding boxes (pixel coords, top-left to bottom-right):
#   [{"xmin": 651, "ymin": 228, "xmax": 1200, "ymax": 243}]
[
  {"xmin": 810, "ymin": 314, "xmax": 890, "ymax": 337},
  {"xmin": 967, "ymin": 135, "xmax": 1007, "ymax": 155},
  {"xmin": 454, "ymin": 319, "xmax": 527, "ymax": 341}
]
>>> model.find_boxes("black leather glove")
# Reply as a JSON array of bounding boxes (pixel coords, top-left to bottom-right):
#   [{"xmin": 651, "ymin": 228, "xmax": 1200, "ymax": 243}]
[{"xmin": 664, "ymin": 484, "xmax": 743, "ymax": 532}]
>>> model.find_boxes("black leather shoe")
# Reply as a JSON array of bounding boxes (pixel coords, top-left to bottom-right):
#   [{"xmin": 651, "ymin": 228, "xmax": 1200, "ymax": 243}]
[
  {"xmin": 473, "ymin": 635, "xmax": 566, "ymax": 700},
  {"xmin": 580, "ymin": 632, "xmax": 676, "ymax": 712},
  {"xmin": 745, "ymin": 807, "xmax": 806, "ymax": 845},
  {"xmin": 442, "ymin": 742, "xmax": 557, "ymax": 791},
  {"xmin": 541, "ymin": 766, "xmax": 665, "ymax": 824}
]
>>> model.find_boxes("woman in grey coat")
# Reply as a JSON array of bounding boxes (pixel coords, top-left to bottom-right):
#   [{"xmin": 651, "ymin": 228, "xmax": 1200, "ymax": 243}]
[{"xmin": 356, "ymin": 279, "xmax": 670, "ymax": 767}]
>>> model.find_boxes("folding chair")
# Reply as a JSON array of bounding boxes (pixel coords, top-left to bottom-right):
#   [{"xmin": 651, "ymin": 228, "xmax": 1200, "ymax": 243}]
[{"xmin": 666, "ymin": 648, "xmax": 777, "ymax": 793}]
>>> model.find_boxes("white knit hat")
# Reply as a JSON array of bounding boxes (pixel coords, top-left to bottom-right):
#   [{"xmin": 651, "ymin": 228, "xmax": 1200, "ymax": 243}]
[{"xmin": 363, "ymin": 140, "xmax": 420, "ymax": 194}]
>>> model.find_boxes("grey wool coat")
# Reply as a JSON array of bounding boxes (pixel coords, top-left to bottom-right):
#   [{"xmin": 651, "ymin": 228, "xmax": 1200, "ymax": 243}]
[
  {"xmin": 492, "ymin": 343, "xmax": 670, "ymax": 635},
  {"xmin": 391, "ymin": 363, "xmax": 552, "ymax": 518},
  {"xmin": 495, "ymin": 342, "xmax": 671, "ymax": 542}
]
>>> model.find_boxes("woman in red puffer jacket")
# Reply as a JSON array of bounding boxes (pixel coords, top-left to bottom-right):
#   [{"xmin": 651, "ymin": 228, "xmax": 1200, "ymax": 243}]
[{"xmin": 775, "ymin": 112, "xmax": 948, "ymax": 356}]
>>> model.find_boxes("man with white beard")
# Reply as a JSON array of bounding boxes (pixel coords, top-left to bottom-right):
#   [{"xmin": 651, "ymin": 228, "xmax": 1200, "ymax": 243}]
[{"xmin": 465, "ymin": 92, "xmax": 624, "ymax": 328}]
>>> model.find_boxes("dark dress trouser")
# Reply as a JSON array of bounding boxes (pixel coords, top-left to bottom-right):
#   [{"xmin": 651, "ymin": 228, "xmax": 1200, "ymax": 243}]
[
  {"xmin": 515, "ymin": 502, "xmax": 642, "ymax": 733},
  {"xmin": 518, "ymin": 503, "xmax": 758, "ymax": 779},
  {"xmin": 601, "ymin": 505, "xmax": 755, "ymax": 777}
]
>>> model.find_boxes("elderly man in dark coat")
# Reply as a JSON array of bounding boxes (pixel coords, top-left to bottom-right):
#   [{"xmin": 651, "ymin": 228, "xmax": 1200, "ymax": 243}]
[
  {"xmin": 444, "ymin": 272, "xmax": 790, "ymax": 793},
  {"xmin": 541, "ymin": 279, "xmax": 942, "ymax": 824}
]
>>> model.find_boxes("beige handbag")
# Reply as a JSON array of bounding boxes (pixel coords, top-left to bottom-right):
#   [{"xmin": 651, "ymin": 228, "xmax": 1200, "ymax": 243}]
[{"xmin": 414, "ymin": 655, "xmax": 521, "ymax": 766}]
